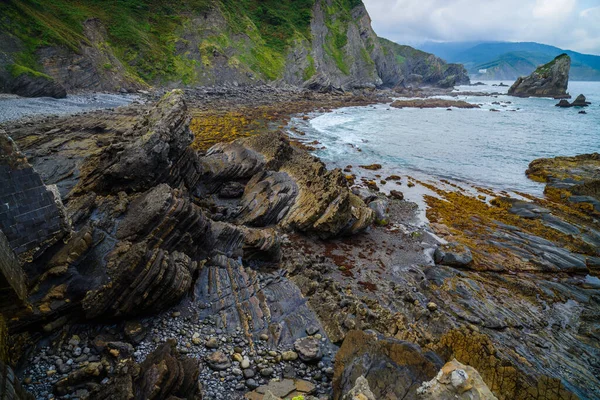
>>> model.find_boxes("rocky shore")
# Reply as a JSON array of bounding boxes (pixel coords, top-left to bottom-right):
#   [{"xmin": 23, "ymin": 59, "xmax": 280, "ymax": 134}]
[{"xmin": 1, "ymin": 86, "xmax": 599, "ymax": 400}]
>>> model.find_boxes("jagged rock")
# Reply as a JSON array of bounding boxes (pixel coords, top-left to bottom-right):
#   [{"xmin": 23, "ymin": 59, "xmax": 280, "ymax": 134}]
[
  {"xmin": 508, "ymin": 54, "xmax": 571, "ymax": 98},
  {"xmin": 333, "ymin": 330, "xmax": 443, "ymax": 400},
  {"xmin": 219, "ymin": 181, "xmax": 246, "ymax": 198},
  {"xmin": 417, "ymin": 359, "xmax": 497, "ymax": 400},
  {"xmin": 134, "ymin": 340, "xmax": 200, "ymax": 400},
  {"xmin": 555, "ymin": 94, "xmax": 591, "ymax": 107},
  {"xmin": 55, "ymin": 340, "xmax": 200, "ymax": 400},
  {"xmin": 202, "ymin": 132, "xmax": 374, "ymax": 238},
  {"xmin": 342, "ymin": 376, "xmax": 375, "ymax": 400},
  {"xmin": 434, "ymin": 243, "xmax": 474, "ymax": 267},
  {"xmin": 82, "ymin": 240, "xmax": 196, "ymax": 319},
  {"xmin": 0, "ymin": 130, "xmax": 71, "ymax": 262},
  {"xmin": 77, "ymin": 90, "xmax": 194, "ymax": 194},
  {"xmin": 571, "ymin": 94, "xmax": 591, "ymax": 107},
  {"xmin": 9, "ymin": 72, "xmax": 66, "ymax": 98}
]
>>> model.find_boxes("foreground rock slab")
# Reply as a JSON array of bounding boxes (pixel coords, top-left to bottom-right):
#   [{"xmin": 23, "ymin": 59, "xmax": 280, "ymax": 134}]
[{"xmin": 417, "ymin": 359, "xmax": 497, "ymax": 400}]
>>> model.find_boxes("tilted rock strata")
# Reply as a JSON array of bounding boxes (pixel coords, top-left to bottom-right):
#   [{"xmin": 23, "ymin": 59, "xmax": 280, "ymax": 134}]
[{"xmin": 508, "ymin": 54, "xmax": 571, "ymax": 98}]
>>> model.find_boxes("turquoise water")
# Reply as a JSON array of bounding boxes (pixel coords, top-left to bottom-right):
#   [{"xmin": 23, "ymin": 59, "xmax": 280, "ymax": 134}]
[{"xmin": 293, "ymin": 81, "xmax": 600, "ymax": 196}]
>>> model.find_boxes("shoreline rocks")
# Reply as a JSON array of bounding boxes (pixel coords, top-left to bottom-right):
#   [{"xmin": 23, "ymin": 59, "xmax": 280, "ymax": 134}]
[
  {"xmin": 556, "ymin": 94, "xmax": 591, "ymax": 107},
  {"xmin": 390, "ymin": 99, "xmax": 479, "ymax": 109}
]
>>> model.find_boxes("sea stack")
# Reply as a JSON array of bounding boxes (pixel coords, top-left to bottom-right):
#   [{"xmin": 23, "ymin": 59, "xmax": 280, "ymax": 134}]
[{"xmin": 508, "ymin": 54, "xmax": 571, "ymax": 98}]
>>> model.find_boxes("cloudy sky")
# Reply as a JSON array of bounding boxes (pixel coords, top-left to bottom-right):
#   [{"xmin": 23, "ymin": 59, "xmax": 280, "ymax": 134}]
[{"xmin": 362, "ymin": 0, "xmax": 600, "ymax": 55}]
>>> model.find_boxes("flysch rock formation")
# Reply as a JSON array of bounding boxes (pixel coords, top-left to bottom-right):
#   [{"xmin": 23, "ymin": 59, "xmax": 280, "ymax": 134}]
[
  {"xmin": 0, "ymin": 90, "xmax": 375, "ymax": 399},
  {"xmin": 508, "ymin": 54, "xmax": 571, "ymax": 98},
  {"xmin": 1, "ymin": 89, "xmax": 599, "ymax": 400}
]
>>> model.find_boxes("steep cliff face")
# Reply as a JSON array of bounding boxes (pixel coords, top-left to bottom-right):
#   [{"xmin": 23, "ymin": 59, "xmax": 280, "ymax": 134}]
[
  {"xmin": 0, "ymin": 0, "xmax": 468, "ymax": 95},
  {"xmin": 508, "ymin": 54, "xmax": 571, "ymax": 98}
]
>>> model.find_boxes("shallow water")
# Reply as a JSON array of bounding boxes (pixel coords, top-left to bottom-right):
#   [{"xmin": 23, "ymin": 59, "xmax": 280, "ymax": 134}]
[
  {"xmin": 0, "ymin": 93, "xmax": 139, "ymax": 123},
  {"xmin": 292, "ymin": 81, "xmax": 600, "ymax": 197}
]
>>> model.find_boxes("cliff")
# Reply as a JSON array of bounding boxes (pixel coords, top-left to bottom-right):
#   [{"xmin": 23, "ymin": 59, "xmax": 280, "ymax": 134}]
[
  {"xmin": 0, "ymin": 0, "xmax": 468, "ymax": 96},
  {"xmin": 508, "ymin": 53, "xmax": 571, "ymax": 98}
]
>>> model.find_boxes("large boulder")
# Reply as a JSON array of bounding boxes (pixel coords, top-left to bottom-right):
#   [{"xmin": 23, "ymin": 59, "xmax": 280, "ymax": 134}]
[{"xmin": 508, "ymin": 54, "xmax": 571, "ymax": 98}]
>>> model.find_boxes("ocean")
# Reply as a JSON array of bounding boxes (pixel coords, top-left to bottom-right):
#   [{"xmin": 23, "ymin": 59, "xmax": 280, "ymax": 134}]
[{"xmin": 290, "ymin": 81, "xmax": 600, "ymax": 198}]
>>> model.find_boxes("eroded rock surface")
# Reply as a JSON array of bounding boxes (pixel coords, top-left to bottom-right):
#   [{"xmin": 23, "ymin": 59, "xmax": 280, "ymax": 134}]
[
  {"xmin": 508, "ymin": 54, "xmax": 571, "ymax": 98},
  {"xmin": 417, "ymin": 359, "xmax": 497, "ymax": 400}
]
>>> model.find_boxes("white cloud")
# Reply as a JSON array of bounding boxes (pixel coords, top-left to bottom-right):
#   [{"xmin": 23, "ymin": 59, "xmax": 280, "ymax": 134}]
[{"xmin": 362, "ymin": 0, "xmax": 600, "ymax": 55}]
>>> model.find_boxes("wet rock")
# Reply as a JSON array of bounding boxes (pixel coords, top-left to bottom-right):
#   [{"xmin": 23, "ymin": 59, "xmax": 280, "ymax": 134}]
[
  {"xmin": 434, "ymin": 243, "xmax": 473, "ymax": 267},
  {"xmin": 417, "ymin": 359, "xmax": 497, "ymax": 400},
  {"xmin": 571, "ymin": 94, "xmax": 591, "ymax": 107},
  {"xmin": 206, "ymin": 351, "xmax": 231, "ymax": 371},
  {"xmin": 294, "ymin": 337, "xmax": 322, "ymax": 362},
  {"xmin": 368, "ymin": 198, "xmax": 389, "ymax": 225},
  {"xmin": 389, "ymin": 190, "xmax": 404, "ymax": 200},
  {"xmin": 202, "ymin": 132, "xmax": 374, "ymax": 238},
  {"xmin": 0, "ymin": 360, "xmax": 33, "ymax": 399},
  {"xmin": 246, "ymin": 378, "xmax": 316, "ymax": 400},
  {"xmin": 359, "ymin": 164, "xmax": 382, "ymax": 171},
  {"xmin": 391, "ymin": 99, "xmax": 479, "ymax": 109}
]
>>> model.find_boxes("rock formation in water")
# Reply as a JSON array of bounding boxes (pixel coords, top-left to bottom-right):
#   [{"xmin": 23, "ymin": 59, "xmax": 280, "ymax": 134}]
[
  {"xmin": 508, "ymin": 54, "xmax": 571, "ymax": 98},
  {"xmin": 0, "ymin": 0, "xmax": 469, "ymax": 96},
  {"xmin": 556, "ymin": 94, "xmax": 591, "ymax": 107}
]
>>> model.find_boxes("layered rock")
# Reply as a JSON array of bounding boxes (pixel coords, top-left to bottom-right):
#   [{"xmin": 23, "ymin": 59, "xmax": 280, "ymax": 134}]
[
  {"xmin": 77, "ymin": 89, "xmax": 195, "ymax": 195},
  {"xmin": 201, "ymin": 132, "xmax": 374, "ymax": 238},
  {"xmin": 9, "ymin": 71, "xmax": 67, "ymax": 98},
  {"xmin": 508, "ymin": 54, "xmax": 571, "ymax": 98}
]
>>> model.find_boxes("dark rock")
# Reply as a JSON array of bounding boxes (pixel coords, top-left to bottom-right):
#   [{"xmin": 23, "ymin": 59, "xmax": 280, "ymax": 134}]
[
  {"xmin": 389, "ymin": 190, "xmax": 404, "ymax": 201},
  {"xmin": 9, "ymin": 72, "xmax": 67, "ymax": 98},
  {"xmin": 333, "ymin": 330, "xmax": 442, "ymax": 400},
  {"xmin": 571, "ymin": 94, "xmax": 591, "ymax": 107},
  {"xmin": 434, "ymin": 243, "xmax": 473, "ymax": 267},
  {"xmin": 218, "ymin": 181, "xmax": 246, "ymax": 199},
  {"xmin": 555, "ymin": 99, "xmax": 571, "ymax": 107},
  {"xmin": 509, "ymin": 54, "xmax": 571, "ymax": 98}
]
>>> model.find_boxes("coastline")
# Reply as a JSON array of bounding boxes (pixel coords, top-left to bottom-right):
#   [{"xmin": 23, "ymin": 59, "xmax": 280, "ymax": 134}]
[{"xmin": 0, "ymin": 87, "xmax": 599, "ymax": 400}]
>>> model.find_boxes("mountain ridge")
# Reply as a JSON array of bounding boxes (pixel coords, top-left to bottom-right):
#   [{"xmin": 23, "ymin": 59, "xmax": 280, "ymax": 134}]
[{"xmin": 418, "ymin": 41, "xmax": 600, "ymax": 81}]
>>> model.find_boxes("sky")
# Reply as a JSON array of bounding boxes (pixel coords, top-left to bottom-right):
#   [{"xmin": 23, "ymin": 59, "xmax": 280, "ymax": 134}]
[{"xmin": 362, "ymin": 0, "xmax": 600, "ymax": 55}]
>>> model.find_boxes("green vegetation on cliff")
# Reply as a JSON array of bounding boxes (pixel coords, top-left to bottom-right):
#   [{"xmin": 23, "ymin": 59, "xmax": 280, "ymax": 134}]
[{"xmin": 0, "ymin": 0, "xmax": 318, "ymax": 84}]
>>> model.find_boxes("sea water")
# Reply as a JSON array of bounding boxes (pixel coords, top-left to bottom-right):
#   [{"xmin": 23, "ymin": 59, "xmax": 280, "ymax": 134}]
[{"xmin": 292, "ymin": 81, "xmax": 600, "ymax": 197}]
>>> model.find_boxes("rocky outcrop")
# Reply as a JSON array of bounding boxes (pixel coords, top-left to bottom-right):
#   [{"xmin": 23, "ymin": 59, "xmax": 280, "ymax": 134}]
[
  {"xmin": 9, "ymin": 72, "xmax": 67, "ymax": 98},
  {"xmin": 556, "ymin": 94, "xmax": 591, "ymax": 107},
  {"xmin": 77, "ymin": 89, "xmax": 195, "ymax": 195},
  {"xmin": 417, "ymin": 359, "xmax": 498, "ymax": 400},
  {"xmin": 508, "ymin": 54, "xmax": 571, "ymax": 98},
  {"xmin": 376, "ymin": 38, "xmax": 470, "ymax": 88},
  {"xmin": 526, "ymin": 153, "xmax": 600, "ymax": 216},
  {"xmin": 201, "ymin": 132, "xmax": 374, "ymax": 238},
  {"xmin": 332, "ymin": 330, "xmax": 443, "ymax": 400}
]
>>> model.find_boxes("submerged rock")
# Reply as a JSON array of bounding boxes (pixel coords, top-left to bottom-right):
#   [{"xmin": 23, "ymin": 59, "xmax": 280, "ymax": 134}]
[
  {"xmin": 390, "ymin": 99, "xmax": 479, "ymax": 109},
  {"xmin": 555, "ymin": 94, "xmax": 591, "ymax": 107},
  {"xmin": 508, "ymin": 54, "xmax": 571, "ymax": 98}
]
